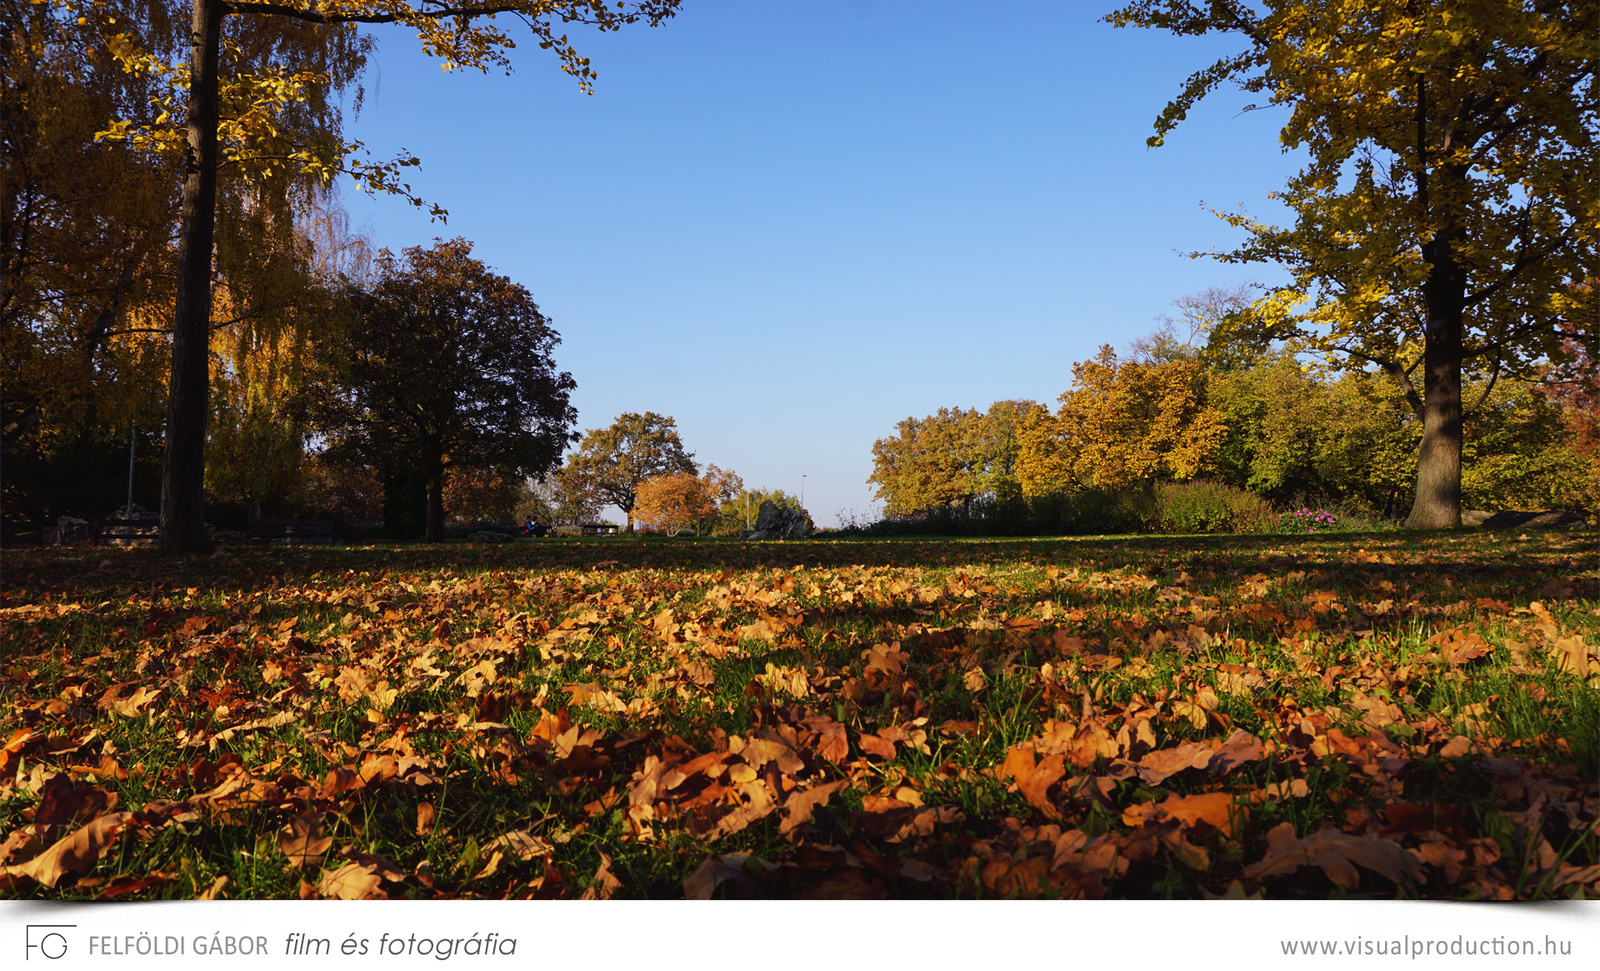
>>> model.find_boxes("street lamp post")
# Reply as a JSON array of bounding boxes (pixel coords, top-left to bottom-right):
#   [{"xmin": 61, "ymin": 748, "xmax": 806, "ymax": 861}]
[{"xmin": 801, "ymin": 476, "xmax": 805, "ymax": 511}]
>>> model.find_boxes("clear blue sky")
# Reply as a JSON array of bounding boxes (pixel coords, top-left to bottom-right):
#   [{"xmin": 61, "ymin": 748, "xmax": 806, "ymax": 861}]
[{"xmin": 339, "ymin": 1, "xmax": 1303, "ymax": 527}]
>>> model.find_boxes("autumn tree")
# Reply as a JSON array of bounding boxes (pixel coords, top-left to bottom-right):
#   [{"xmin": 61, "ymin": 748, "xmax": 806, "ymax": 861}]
[
  {"xmin": 3, "ymin": 2, "xmax": 362, "ymax": 522},
  {"xmin": 560, "ymin": 412, "xmax": 695, "ymax": 532},
  {"xmin": 632, "ymin": 472, "xmax": 716, "ymax": 536},
  {"xmin": 868, "ymin": 401, "xmax": 1040, "ymax": 518},
  {"xmin": 442, "ymin": 467, "xmax": 523, "ymax": 524},
  {"xmin": 88, "ymin": 0, "xmax": 681, "ymax": 552},
  {"xmin": 526, "ymin": 471, "xmax": 601, "ymax": 527},
  {"xmin": 1016, "ymin": 347, "xmax": 1225, "ymax": 495},
  {"xmin": 1208, "ymin": 351, "xmax": 1420, "ymax": 514},
  {"xmin": 1107, "ymin": 0, "xmax": 1600, "ymax": 527},
  {"xmin": 310, "ymin": 238, "xmax": 577, "ymax": 542}
]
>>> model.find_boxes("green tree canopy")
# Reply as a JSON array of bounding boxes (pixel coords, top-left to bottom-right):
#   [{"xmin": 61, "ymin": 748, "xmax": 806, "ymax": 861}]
[
  {"xmin": 1107, "ymin": 0, "xmax": 1600, "ymax": 527},
  {"xmin": 311, "ymin": 238, "xmax": 577, "ymax": 541}
]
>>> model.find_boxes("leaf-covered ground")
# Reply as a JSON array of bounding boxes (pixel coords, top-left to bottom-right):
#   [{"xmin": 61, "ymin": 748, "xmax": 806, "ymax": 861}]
[{"xmin": 2, "ymin": 530, "xmax": 1596, "ymax": 899}]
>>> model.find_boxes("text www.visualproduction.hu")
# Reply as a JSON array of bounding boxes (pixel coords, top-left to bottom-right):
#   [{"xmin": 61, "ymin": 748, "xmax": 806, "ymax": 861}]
[{"xmin": 1280, "ymin": 935, "xmax": 1573, "ymax": 958}]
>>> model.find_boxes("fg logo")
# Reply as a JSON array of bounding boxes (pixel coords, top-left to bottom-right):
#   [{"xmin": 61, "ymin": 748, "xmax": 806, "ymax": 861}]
[{"xmin": 26, "ymin": 925, "xmax": 74, "ymax": 960}]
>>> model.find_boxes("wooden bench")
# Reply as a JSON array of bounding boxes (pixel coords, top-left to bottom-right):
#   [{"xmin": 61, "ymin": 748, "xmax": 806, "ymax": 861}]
[
  {"xmin": 0, "ymin": 520, "xmax": 48, "ymax": 547},
  {"xmin": 97, "ymin": 519, "xmax": 160, "ymax": 545},
  {"xmin": 246, "ymin": 519, "xmax": 342, "ymax": 544}
]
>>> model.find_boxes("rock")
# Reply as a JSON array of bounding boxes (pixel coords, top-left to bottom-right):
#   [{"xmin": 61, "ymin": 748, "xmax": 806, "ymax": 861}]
[
  {"xmin": 1461, "ymin": 510, "xmax": 1492, "ymax": 526},
  {"xmin": 468, "ymin": 530, "xmax": 515, "ymax": 544},
  {"xmin": 112, "ymin": 503, "xmax": 158, "ymax": 522},
  {"xmin": 745, "ymin": 500, "xmax": 810, "ymax": 540},
  {"xmin": 47, "ymin": 515, "xmax": 91, "ymax": 545}
]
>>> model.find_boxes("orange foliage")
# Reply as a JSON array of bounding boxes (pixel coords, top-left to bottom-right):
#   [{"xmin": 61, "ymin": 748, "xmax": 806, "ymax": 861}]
[{"xmin": 632, "ymin": 472, "xmax": 717, "ymax": 536}]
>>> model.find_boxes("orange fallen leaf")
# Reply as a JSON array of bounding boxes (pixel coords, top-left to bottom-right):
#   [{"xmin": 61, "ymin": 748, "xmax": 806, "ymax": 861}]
[
  {"xmin": 3, "ymin": 812, "xmax": 134, "ymax": 888},
  {"xmin": 1000, "ymin": 746, "xmax": 1066, "ymax": 820},
  {"xmin": 316, "ymin": 862, "xmax": 384, "ymax": 900},
  {"xmin": 780, "ymin": 780, "xmax": 849, "ymax": 837}
]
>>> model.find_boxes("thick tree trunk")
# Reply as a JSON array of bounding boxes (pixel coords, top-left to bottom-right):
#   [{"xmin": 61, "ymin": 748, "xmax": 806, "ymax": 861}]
[
  {"xmin": 1405, "ymin": 232, "xmax": 1465, "ymax": 529},
  {"xmin": 425, "ymin": 464, "xmax": 445, "ymax": 542},
  {"xmin": 160, "ymin": 0, "xmax": 222, "ymax": 554}
]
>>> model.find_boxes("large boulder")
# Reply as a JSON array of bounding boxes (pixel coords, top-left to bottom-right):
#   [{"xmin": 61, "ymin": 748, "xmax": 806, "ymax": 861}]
[
  {"xmin": 745, "ymin": 500, "xmax": 810, "ymax": 540},
  {"xmin": 47, "ymin": 515, "xmax": 91, "ymax": 545}
]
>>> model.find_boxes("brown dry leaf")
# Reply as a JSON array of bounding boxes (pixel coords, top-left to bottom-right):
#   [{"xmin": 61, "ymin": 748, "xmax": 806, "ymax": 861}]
[
  {"xmin": 858, "ymin": 732, "xmax": 897, "ymax": 760},
  {"xmin": 734, "ymin": 618, "xmax": 779, "ymax": 643},
  {"xmin": 1409, "ymin": 842, "xmax": 1467, "ymax": 883},
  {"xmin": 35, "ymin": 774, "xmax": 115, "ymax": 827},
  {"xmin": 1122, "ymin": 792, "xmax": 1244, "ymax": 837},
  {"xmin": 0, "ymin": 827, "xmax": 45, "ymax": 865},
  {"xmin": 706, "ymin": 781, "xmax": 779, "ymax": 840},
  {"xmin": 683, "ymin": 852, "xmax": 774, "ymax": 899},
  {"xmin": 1243, "ymin": 822, "xmax": 1413, "ymax": 890},
  {"xmin": 735, "ymin": 736, "xmax": 806, "ymax": 774},
  {"xmin": 277, "ymin": 811, "xmax": 333, "ymax": 867},
  {"xmin": 490, "ymin": 830, "xmax": 553, "ymax": 861},
  {"xmin": 1247, "ymin": 779, "xmax": 1310, "ymax": 803},
  {"xmin": 1348, "ymin": 690, "xmax": 1403, "ymax": 729},
  {"xmin": 780, "ymin": 780, "xmax": 849, "ymax": 837},
  {"xmin": 197, "ymin": 875, "xmax": 229, "ymax": 900},
  {"xmin": 1207, "ymin": 730, "xmax": 1269, "ymax": 775},
  {"xmin": 1000, "ymin": 746, "xmax": 1066, "ymax": 820},
  {"xmin": 580, "ymin": 851, "xmax": 621, "ymax": 900},
  {"xmin": 416, "ymin": 802, "xmax": 436, "ymax": 836},
  {"xmin": 963, "ymin": 666, "xmax": 987, "ymax": 691},
  {"xmin": 1552, "ymin": 635, "xmax": 1597, "ymax": 675},
  {"xmin": 803, "ymin": 714, "xmax": 850, "ymax": 764},
  {"xmin": 317, "ymin": 861, "xmax": 385, "ymax": 900},
  {"xmin": 3, "ymin": 812, "xmax": 134, "ymax": 888},
  {"xmin": 1137, "ymin": 741, "xmax": 1216, "ymax": 785},
  {"xmin": 109, "ymin": 686, "xmax": 164, "ymax": 719}
]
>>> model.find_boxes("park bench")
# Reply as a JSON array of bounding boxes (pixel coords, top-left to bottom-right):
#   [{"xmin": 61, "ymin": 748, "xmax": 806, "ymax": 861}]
[
  {"xmin": 0, "ymin": 519, "xmax": 48, "ymax": 547},
  {"xmin": 246, "ymin": 519, "xmax": 342, "ymax": 545},
  {"xmin": 579, "ymin": 523, "xmax": 619, "ymax": 536},
  {"xmin": 97, "ymin": 518, "xmax": 160, "ymax": 545}
]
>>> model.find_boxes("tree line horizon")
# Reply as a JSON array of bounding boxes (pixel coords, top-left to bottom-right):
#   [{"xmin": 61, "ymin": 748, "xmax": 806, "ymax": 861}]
[{"xmin": 3, "ymin": 1, "xmax": 1595, "ymax": 547}]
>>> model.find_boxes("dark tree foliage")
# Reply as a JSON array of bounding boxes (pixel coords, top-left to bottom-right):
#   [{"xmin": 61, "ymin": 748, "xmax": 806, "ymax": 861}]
[{"xmin": 312, "ymin": 238, "xmax": 577, "ymax": 541}]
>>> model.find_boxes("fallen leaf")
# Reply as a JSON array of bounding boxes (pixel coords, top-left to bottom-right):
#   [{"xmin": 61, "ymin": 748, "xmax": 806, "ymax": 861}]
[
  {"xmin": 3, "ymin": 812, "xmax": 134, "ymax": 888},
  {"xmin": 780, "ymin": 780, "xmax": 849, "ymax": 837},
  {"xmin": 278, "ymin": 812, "xmax": 333, "ymax": 867},
  {"xmin": 1243, "ymin": 822, "xmax": 1413, "ymax": 890}
]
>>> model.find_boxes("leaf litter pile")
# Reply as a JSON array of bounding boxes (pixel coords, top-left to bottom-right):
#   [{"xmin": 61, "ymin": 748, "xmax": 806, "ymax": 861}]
[{"xmin": 2, "ymin": 531, "xmax": 1597, "ymax": 900}]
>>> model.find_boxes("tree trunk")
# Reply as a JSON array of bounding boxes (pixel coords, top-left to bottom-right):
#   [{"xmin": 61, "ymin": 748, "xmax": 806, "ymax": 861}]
[
  {"xmin": 425, "ymin": 464, "xmax": 445, "ymax": 542},
  {"xmin": 1405, "ymin": 233, "xmax": 1465, "ymax": 529},
  {"xmin": 159, "ymin": 0, "xmax": 222, "ymax": 554}
]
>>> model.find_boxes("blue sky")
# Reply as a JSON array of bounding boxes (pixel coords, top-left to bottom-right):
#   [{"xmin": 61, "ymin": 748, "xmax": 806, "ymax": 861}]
[{"xmin": 339, "ymin": 1, "xmax": 1304, "ymax": 526}]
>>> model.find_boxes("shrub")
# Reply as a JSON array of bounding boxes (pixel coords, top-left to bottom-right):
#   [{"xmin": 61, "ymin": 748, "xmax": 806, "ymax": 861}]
[{"xmin": 1154, "ymin": 481, "xmax": 1275, "ymax": 534}]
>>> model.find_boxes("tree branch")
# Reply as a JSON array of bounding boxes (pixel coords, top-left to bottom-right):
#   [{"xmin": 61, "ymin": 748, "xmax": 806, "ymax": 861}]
[{"xmin": 222, "ymin": 3, "xmax": 525, "ymax": 25}]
